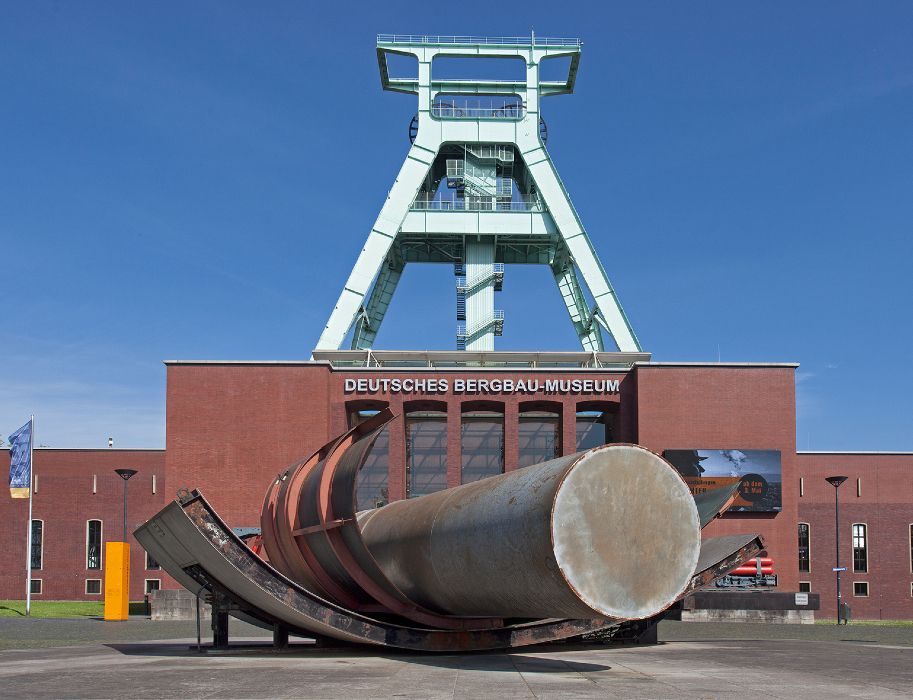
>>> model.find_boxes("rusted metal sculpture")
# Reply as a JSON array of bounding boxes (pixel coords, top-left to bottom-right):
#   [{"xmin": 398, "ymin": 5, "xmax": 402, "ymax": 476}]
[{"xmin": 136, "ymin": 409, "xmax": 762, "ymax": 651}]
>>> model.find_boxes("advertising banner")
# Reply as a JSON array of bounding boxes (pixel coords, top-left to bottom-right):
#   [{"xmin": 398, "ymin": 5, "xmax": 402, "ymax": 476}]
[{"xmin": 663, "ymin": 449, "xmax": 782, "ymax": 512}]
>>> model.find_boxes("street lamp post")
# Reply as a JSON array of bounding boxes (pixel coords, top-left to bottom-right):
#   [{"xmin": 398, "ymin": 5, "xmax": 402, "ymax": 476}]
[
  {"xmin": 825, "ymin": 475, "xmax": 848, "ymax": 625},
  {"xmin": 114, "ymin": 469, "xmax": 137, "ymax": 542}
]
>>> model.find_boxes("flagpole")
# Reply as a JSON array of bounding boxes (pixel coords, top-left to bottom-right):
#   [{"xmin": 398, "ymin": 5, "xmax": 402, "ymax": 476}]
[{"xmin": 25, "ymin": 415, "xmax": 33, "ymax": 617}]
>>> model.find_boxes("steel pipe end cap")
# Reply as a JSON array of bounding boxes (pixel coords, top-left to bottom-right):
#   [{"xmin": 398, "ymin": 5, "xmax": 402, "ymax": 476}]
[{"xmin": 551, "ymin": 444, "xmax": 701, "ymax": 620}]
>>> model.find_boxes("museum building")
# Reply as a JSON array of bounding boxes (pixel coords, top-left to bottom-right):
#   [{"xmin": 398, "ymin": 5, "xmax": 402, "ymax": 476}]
[{"xmin": 2, "ymin": 352, "xmax": 912, "ymax": 620}]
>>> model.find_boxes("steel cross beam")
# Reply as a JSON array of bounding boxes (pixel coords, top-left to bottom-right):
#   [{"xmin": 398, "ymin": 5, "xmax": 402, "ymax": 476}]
[{"xmin": 313, "ymin": 36, "xmax": 641, "ymax": 354}]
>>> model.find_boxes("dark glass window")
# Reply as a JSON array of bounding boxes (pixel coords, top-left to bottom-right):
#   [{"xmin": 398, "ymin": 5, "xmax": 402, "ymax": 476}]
[
  {"xmin": 852, "ymin": 523, "xmax": 868, "ymax": 573},
  {"xmin": 349, "ymin": 409, "xmax": 389, "ymax": 511},
  {"xmin": 86, "ymin": 579, "xmax": 101, "ymax": 595},
  {"xmin": 576, "ymin": 411, "xmax": 610, "ymax": 450},
  {"xmin": 29, "ymin": 579, "xmax": 42, "ymax": 595},
  {"xmin": 87, "ymin": 520, "xmax": 102, "ymax": 570},
  {"xmin": 406, "ymin": 413, "xmax": 447, "ymax": 497},
  {"xmin": 30, "ymin": 520, "xmax": 43, "ymax": 570},
  {"xmin": 461, "ymin": 413, "xmax": 504, "ymax": 483},
  {"xmin": 799, "ymin": 581, "xmax": 811, "ymax": 593},
  {"xmin": 798, "ymin": 523, "xmax": 810, "ymax": 573},
  {"xmin": 145, "ymin": 551, "xmax": 160, "ymax": 571},
  {"xmin": 853, "ymin": 581, "xmax": 868, "ymax": 597},
  {"xmin": 518, "ymin": 412, "xmax": 560, "ymax": 467},
  {"xmin": 145, "ymin": 579, "xmax": 161, "ymax": 594}
]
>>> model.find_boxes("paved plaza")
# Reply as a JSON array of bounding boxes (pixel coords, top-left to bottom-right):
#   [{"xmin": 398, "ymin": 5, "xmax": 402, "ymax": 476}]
[{"xmin": 0, "ymin": 619, "xmax": 911, "ymax": 699}]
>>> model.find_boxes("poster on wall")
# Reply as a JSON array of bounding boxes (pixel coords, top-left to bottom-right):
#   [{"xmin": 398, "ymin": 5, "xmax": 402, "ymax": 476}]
[{"xmin": 662, "ymin": 449, "xmax": 782, "ymax": 512}]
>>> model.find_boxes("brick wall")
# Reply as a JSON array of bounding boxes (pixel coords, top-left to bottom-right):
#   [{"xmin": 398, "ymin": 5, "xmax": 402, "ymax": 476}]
[
  {"xmin": 0, "ymin": 449, "xmax": 168, "ymax": 600},
  {"xmin": 633, "ymin": 364, "xmax": 800, "ymax": 592},
  {"xmin": 797, "ymin": 454, "xmax": 913, "ymax": 619}
]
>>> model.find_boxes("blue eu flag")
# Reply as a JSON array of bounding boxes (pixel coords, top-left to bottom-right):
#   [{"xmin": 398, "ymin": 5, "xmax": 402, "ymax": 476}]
[{"xmin": 8, "ymin": 419, "xmax": 32, "ymax": 498}]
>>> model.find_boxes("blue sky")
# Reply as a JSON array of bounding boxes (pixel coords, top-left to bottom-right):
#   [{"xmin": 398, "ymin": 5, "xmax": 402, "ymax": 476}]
[{"xmin": 1, "ymin": 2, "xmax": 911, "ymax": 450}]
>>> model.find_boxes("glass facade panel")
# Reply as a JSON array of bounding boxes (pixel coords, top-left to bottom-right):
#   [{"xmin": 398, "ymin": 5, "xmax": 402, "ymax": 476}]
[
  {"xmin": 798, "ymin": 523, "xmax": 810, "ymax": 573},
  {"xmin": 461, "ymin": 413, "xmax": 504, "ymax": 483},
  {"xmin": 87, "ymin": 520, "xmax": 102, "ymax": 570},
  {"xmin": 349, "ymin": 409, "xmax": 389, "ymax": 512},
  {"xmin": 30, "ymin": 520, "xmax": 43, "ymax": 570},
  {"xmin": 852, "ymin": 523, "xmax": 868, "ymax": 573},
  {"xmin": 518, "ymin": 413, "xmax": 559, "ymax": 468},
  {"xmin": 407, "ymin": 413, "xmax": 448, "ymax": 497},
  {"xmin": 356, "ymin": 427, "xmax": 389, "ymax": 511},
  {"xmin": 576, "ymin": 412, "xmax": 607, "ymax": 450}
]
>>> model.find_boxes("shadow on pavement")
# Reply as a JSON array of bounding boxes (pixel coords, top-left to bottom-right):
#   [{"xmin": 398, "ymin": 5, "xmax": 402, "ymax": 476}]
[{"xmin": 103, "ymin": 641, "xmax": 611, "ymax": 672}]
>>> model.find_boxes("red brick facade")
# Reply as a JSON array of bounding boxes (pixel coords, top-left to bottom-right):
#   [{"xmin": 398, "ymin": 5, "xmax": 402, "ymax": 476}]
[
  {"xmin": 796, "ymin": 453, "xmax": 913, "ymax": 620},
  {"xmin": 3, "ymin": 360, "xmax": 912, "ymax": 619},
  {"xmin": 0, "ymin": 449, "xmax": 166, "ymax": 601}
]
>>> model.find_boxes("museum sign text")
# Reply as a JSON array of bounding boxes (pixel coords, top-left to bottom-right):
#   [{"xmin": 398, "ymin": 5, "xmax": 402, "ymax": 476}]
[{"xmin": 343, "ymin": 377, "xmax": 620, "ymax": 396}]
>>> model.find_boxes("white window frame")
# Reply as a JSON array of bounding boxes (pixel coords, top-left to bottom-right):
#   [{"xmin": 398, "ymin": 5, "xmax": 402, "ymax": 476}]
[
  {"xmin": 145, "ymin": 550, "xmax": 160, "ymax": 571},
  {"xmin": 852, "ymin": 581, "xmax": 869, "ymax": 597},
  {"xmin": 86, "ymin": 519, "xmax": 103, "ymax": 570},
  {"xmin": 85, "ymin": 578, "xmax": 102, "ymax": 595},
  {"xmin": 30, "ymin": 578, "xmax": 42, "ymax": 595},
  {"xmin": 144, "ymin": 579, "xmax": 161, "ymax": 595},
  {"xmin": 852, "ymin": 522, "xmax": 868, "ymax": 574},
  {"xmin": 798, "ymin": 581, "xmax": 811, "ymax": 593},
  {"xmin": 30, "ymin": 519, "xmax": 44, "ymax": 571},
  {"xmin": 909, "ymin": 523, "xmax": 912, "ymax": 575},
  {"xmin": 798, "ymin": 522, "xmax": 811, "ymax": 573}
]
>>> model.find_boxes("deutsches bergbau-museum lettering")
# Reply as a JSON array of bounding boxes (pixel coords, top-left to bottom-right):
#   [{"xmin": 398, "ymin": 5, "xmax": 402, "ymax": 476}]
[{"xmin": 343, "ymin": 378, "xmax": 620, "ymax": 396}]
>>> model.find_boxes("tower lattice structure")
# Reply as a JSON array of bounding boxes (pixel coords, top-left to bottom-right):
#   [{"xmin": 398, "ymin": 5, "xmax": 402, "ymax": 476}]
[{"xmin": 315, "ymin": 34, "xmax": 641, "ymax": 353}]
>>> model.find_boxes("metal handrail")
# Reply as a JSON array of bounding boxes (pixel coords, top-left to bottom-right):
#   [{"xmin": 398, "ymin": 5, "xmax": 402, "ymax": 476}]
[
  {"xmin": 411, "ymin": 196, "xmax": 543, "ymax": 212},
  {"xmin": 378, "ymin": 34, "xmax": 581, "ymax": 47},
  {"xmin": 431, "ymin": 104, "xmax": 525, "ymax": 120}
]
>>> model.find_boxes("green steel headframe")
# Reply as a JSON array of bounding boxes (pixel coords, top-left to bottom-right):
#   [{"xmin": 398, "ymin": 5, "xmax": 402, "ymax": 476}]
[{"xmin": 314, "ymin": 34, "xmax": 641, "ymax": 353}]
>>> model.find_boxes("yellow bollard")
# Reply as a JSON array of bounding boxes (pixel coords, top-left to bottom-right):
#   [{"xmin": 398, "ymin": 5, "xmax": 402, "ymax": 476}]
[{"xmin": 104, "ymin": 542, "xmax": 130, "ymax": 620}]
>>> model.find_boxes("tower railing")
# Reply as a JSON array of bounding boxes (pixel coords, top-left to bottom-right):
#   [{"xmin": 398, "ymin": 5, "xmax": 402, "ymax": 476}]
[
  {"xmin": 377, "ymin": 34, "xmax": 582, "ymax": 47},
  {"xmin": 411, "ymin": 195, "xmax": 543, "ymax": 212},
  {"xmin": 431, "ymin": 103, "xmax": 525, "ymax": 120}
]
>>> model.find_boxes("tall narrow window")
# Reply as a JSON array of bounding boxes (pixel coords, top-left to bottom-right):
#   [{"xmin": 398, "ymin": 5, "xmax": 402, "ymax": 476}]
[
  {"xmin": 576, "ymin": 408, "xmax": 614, "ymax": 450},
  {"xmin": 406, "ymin": 412, "xmax": 447, "ymax": 497},
  {"xmin": 852, "ymin": 523, "xmax": 868, "ymax": 573},
  {"xmin": 30, "ymin": 520, "xmax": 43, "ymax": 570},
  {"xmin": 461, "ymin": 411, "xmax": 504, "ymax": 483},
  {"xmin": 798, "ymin": 523, "xmax": 810, "ymax": 573},
  {"xmin": 518, "ymin": 411, "xmax": 560, "ymax": 467},
  {"xmin": 86, "ymin": 520, "xmax": 102, "ymax": 570},
  {"xmin": 145, "ymin": 550, "xmax": 160, "ymax": 571},
  {"xmin": 348, "ymin": 407, "xmax": 389, "ymax": 511}
]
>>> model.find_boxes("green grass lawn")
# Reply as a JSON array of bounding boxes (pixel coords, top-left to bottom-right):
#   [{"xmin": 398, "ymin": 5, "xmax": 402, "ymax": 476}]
[
  {"xmin": 0, "ymin": 601, "xmax": 149, "ymax": 618},
  {"xmin": 814, "ymin": 618, "xmax": 913, "ymax": 627}
]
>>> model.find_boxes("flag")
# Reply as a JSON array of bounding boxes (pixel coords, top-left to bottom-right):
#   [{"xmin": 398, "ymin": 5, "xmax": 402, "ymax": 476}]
[{"xmin": 8, "ymin": 419, "xmax": 32, "ymax": 499}]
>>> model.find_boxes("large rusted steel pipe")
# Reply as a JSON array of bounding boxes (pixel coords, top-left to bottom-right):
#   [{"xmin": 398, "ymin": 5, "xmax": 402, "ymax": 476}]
[{"xmin": 357, "ymin": 444, "xmax": 701, "ymax": 621}]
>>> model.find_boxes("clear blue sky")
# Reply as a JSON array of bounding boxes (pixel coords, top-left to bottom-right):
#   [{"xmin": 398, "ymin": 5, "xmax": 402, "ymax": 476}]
[{"xmin": 2, "ymin": 2, "xmax": 911, "ymax": 450}]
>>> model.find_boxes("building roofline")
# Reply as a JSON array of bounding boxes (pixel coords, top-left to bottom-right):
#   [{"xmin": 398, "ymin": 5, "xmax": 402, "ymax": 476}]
[
  {"xmin": 634, "ymin": 362, "xmax": 800, "ymax": 369},
  {"xmin": 1, "ymin": 447, "xmax": 164, "ymax": 452},
  {"xmin": 797, "ymin": 451, "xmax": 913, "ymax": 456}
]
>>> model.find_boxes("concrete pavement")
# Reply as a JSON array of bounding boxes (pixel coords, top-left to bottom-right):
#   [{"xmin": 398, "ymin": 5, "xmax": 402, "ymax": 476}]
[{"xmin": 0, "ymin": 620, "xmax": 911, "ymax": 698}]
